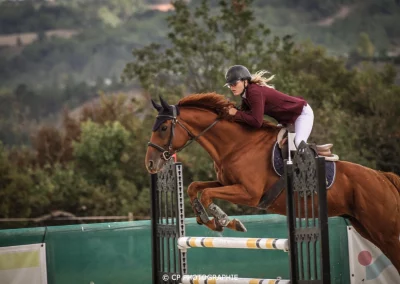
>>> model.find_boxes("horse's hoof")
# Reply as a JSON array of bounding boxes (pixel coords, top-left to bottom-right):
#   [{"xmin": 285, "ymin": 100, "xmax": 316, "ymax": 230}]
[
  {"xmin": 232, "ymin": 219, "xmax": 247, "ymax": 232},
  {"xmin": 213, "ymin": 219, "xmax": 224, "ymax": 232}
]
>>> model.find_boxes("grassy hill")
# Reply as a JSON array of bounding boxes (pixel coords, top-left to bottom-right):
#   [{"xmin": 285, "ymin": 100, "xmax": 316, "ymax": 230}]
[
  {"xmin": 0, "ymin": 0, "xmax": 399, "ymax": 146},
  {"xmin": 0, "ymin": 0, "xmax": 399, "ymax": 88}
]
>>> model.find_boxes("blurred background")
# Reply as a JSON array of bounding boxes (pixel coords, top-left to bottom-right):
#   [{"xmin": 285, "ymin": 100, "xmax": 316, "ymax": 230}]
[{"xmin": 0, "ymin": 0, "xmax": 399, "ymax": 229}]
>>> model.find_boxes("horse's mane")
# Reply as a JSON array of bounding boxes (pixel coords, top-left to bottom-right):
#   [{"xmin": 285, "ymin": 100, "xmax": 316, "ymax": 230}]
[{"xmin": 178, "ymin": 92, "xmax": 279, "ymax": 130}]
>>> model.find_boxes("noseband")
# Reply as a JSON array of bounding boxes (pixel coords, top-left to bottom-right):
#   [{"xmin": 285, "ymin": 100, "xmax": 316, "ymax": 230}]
[{"xmin": 148, "ymin": 106, "xmax": 219, "ymax": 160}]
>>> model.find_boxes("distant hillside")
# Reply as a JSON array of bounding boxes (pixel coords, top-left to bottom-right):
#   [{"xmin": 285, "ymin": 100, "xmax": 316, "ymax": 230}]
[
  {"xmin": 0, "ymin": 0, "xmax": 399, "ymax": 89},
  {"xmin": 251, "ymin": 0, "xmax": 400, "ymax": 54},
  {"xmin": 316, "ymin": 5, "xmax": 354, "ymax": 26},
  {"xmin": 0, "ymin": 29, "xmax": 77, "ymax": 47},
  {"xmin": 1, "ymin": 0, "xmax": 399, "ymax": 148}
]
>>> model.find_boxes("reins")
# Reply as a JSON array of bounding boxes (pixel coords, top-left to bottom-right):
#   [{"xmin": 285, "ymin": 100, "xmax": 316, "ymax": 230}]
[{"xmin": 147, "ymin": 105, "xmax": 219, "ymax": 160}]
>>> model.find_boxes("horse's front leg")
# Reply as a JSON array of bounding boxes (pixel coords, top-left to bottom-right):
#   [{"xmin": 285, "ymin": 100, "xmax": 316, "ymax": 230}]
[
  {"xmin": 187, "ymin": 181, "xmax": 224, "ymax": 231},
  {"xmin": 200, "ymin": 184, "xmax": 258, "ymax": 232}
]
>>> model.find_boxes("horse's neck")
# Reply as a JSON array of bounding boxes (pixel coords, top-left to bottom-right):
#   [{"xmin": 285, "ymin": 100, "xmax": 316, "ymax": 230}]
[{"xmin": 179, "ymin": 108, "xmax": 276, "ymax": 163}]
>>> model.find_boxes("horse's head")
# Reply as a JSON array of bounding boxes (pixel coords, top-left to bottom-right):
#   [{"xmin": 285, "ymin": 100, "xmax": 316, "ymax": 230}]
[
  {"xmin": 145, "ymin": 92, "xmax": 279, "ymax": 174},
  {"xmin": 145, "ymin": 97, "xmax": 194, "ymax": 173}
]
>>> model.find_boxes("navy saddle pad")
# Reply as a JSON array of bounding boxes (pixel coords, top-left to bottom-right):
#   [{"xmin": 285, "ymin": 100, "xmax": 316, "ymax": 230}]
[{"xmin": 272, "ymin": 142, "xmax": 336, "ymax": 189}]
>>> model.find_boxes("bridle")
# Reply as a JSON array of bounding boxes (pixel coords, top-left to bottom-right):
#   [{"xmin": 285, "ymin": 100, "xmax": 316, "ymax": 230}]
[{"xmin": 147, "ymin": 105, "xmax": 219, "ymax": 160}]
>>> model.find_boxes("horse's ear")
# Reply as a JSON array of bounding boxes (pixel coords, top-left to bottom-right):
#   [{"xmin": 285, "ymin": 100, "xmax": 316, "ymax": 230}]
[
  {"xmin": 159, "ymin": 96, "xmax": 170, "ymax": 110},
  {"xmin": 151, "ymin": 99, "xmax": 163, "ymax": 111}
]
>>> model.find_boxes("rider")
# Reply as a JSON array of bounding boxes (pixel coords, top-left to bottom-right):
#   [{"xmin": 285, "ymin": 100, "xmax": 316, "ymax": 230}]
[{"xmin": 225, "ymin": 65, "xmax": 314, "ymax": 147}]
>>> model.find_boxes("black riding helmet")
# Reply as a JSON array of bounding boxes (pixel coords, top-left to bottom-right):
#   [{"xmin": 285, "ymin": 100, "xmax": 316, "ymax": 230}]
[{"xmin": 224, "ymin": 65, "xmax": 251, "ymax": 86}]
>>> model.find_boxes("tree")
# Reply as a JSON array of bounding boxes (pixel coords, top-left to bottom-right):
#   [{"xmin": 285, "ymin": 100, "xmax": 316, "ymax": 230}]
[
  {"xmin": 97, "ymin": 6, "xmax": 122, "ymax": 27},
  {"xmin": 0, "ymin": 142, "xmax": 37, "ymax": 225},
  {"xmin": 123, "ymin": 0, "xmax": 287, "ymax": 101},
  {"xmin": 97, "ymin": 0, "xmax": 145, "ymax": 27},
  {"xmin": 73, "ymin": 120, "xmax": 130, "ymax": 184},
  {"xmin": 123, "ymin": 0, "xmax": 400, "ymax": 178},
  {"xmin": 356, "ymin": 32, "xmax": 375, "ymax": 58},
  {"xmin": 0, "ymin": 91, "xmax": 155, "ymax": 227}
]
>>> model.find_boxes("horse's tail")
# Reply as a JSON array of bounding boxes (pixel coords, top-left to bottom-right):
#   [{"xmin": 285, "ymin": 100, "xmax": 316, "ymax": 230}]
[{"xmin": 381, "ymin": 172, "xmax": 400, "ymax": 194}]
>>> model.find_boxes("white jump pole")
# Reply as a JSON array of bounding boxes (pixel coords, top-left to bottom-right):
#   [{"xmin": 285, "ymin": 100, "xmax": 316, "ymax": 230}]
[
  {"xmin": 181, "ymin": 275, "xmax": 290, "ymax": 284},
  {"xmin": 177, "ymin": 237, "xmax": 289, "ymax": 251}
]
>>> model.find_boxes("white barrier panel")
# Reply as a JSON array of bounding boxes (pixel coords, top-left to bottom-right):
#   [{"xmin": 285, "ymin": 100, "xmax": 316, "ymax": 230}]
[
  {"xmin": 178, "ymin": 237, "xmax": 289, "ymax": 251},
  {"xmin": 347, "ymin": 226, "xmax": 400, "ymax": 283},
  {"xmin": 182, "ymin": 275, "xmax": 290, "ymax": 284},
  {"xmin": 0, "ymin": 243, "xmax": 48, "ymax": 284}
]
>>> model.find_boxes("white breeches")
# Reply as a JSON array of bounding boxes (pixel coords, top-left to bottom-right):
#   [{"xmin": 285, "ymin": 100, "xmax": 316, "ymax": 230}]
[{"xmin": 294, "ymin": 104, "xmax": 314, "ymax": 147}]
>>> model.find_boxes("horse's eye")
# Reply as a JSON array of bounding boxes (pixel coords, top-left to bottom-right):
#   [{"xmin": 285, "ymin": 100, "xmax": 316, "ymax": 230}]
[{"xmin": 161, "ymin": 125, "xmax": 168, "ymax": 131}]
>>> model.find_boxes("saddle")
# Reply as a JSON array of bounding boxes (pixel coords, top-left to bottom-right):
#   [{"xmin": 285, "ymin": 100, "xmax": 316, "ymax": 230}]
[
  {"xmin": 260, "ymin": 128, "xmax": 338, "ymax": 210},
  {"xmin": 276, "ymin": 126, "xmax": 339, "ymax": 162}
]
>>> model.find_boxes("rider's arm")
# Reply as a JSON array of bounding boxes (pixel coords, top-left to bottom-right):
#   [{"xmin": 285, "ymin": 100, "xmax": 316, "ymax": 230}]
[{"xmin": 234, "ymin": 90, "xmax": 265, "ymax": 128}]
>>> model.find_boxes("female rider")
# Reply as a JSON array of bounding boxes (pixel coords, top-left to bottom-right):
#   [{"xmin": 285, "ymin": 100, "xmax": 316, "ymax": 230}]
[{"xmin": 225, "ymin": 65, "xmax": 313, "ymax": 147}]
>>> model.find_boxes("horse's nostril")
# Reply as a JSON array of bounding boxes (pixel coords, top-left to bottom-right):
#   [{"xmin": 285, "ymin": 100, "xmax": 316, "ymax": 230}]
[{"xmin": 148, "ymin": 160, "xmax": 154, "ymax": 170}]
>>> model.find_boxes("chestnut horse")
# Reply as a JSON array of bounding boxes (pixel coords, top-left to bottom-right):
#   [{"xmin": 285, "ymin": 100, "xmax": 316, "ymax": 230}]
[{"xmin": 145, "ymin": 93, "xmax": 400, "ymax": 273}]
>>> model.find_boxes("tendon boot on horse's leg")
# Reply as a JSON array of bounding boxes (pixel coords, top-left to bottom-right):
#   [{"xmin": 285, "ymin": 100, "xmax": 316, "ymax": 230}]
[
  {"xmin": 208, "ymin": 203, "xmax": 247, "ymax": 232},
  {"xmin": 192, "ymin": 198, "xmax": 224, "ymax": 232}
]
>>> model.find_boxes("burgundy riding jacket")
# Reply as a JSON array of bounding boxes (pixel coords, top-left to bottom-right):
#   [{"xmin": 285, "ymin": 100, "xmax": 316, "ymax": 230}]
[{"xmin": 233, "ymin": 83, "xmax": 307, "ymax": 127}]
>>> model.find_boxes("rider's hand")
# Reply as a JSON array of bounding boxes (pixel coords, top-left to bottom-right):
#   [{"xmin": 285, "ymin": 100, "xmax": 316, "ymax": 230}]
[{"xmin": 228, "ymin": 107, "xmax": 237, "ymax": 116}]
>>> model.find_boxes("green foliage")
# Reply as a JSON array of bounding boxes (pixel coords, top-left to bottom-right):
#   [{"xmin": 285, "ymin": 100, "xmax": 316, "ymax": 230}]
[
  {"xmin": 0, "ymin": 0, "xmax": 400, "ymax": 228},
  {"xmin": 124, "ymin": 0, "xmax": 400, "ymax": 177},
  {"xmin": 123, "ymin": 0, "xmax": 286, "ymax": 101},
  {"xmin": 98, "ymin": 0, "xmax": 146, "ymax": 26},
  {"xmin": 314, "ymin": 0, "xmax": 400, "ymax": 51},
  {"xmin": 0, "ymin": 2, "xmax": 89, "ymax": 34},
  {"xmin": 0, "ymin": 142, "xmax": 35, "ymax": 219},
  {"xmin": 0, "ymin": 81, "xmax": 111, "ymax": 146},
  {"xmin": 1, "ymin": 0, "xmax": 400, "ymax": 88},
  {"xmin": 0, "ymin": 92, "xmax": 153, "ymax": 227},
  {"xmin": 33, "ymin": 164, "xmax": 139, "ymax": 217},
  {"xmin": 32, "ymin": 164, "xmax": 84, "ymax": 216},
  {"xmin": 254, "ymin": 0, "xmax": 357, "ymax": 19},
  {"xmin": 356, "ymin": 32, "xmax": 375, "ymax": 58},
  {"xmin": 98, "ymin": 6, "xmax": 122, "ymax": 28},
  {"xmin": 0, "ymin": 12, "xmax": 169, "ymax": 87},
  {"xmin": 262, "ymin": 42, "xmax": 400, "ymax": 172},
  {"xmin": 73, "ymin": 120, "xmax": 130, "ymax": 184},
  {"xmin": 343, "ymin": 64, "xmax": 400, "ymax": 172}
]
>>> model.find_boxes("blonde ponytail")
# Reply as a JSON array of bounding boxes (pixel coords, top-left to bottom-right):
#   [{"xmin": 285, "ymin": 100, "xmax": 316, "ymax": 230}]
[{"xmin": 250, "ymin": 70, "xmax": 275, "ymax": 89}]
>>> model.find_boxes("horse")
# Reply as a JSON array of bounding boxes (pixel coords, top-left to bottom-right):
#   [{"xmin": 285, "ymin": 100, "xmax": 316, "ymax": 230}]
[{"xmin": 145, "ymin": 92, "xmax": 400, "ymax": 273}]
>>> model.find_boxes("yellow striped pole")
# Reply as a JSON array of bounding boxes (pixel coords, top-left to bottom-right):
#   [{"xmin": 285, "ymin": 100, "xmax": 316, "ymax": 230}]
[
  {"xmin": 181, "ymin": 275, "xmax": 290, "ymax": 284},
  {"xmin": 177, "ymin": 237, "xmax": 289, "ymax": 251}
]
